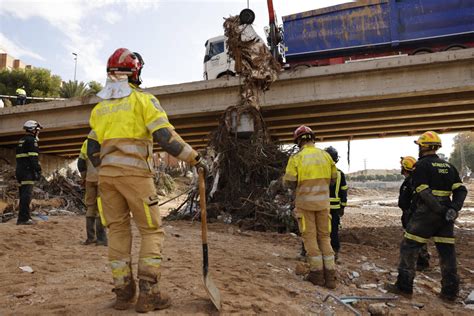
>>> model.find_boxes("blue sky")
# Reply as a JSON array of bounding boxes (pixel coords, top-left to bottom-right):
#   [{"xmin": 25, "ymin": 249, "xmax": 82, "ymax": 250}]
[{"xmin": 0, "ymin": 0, "xmax": 457, "ymax": 172}]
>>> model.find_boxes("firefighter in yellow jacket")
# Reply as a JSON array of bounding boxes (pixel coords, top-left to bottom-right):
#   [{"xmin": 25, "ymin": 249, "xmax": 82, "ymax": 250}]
[
  {"xmin": 284, "ymin": 125, "xmax": 337, "ymax": 289},
  {"xmin": 87, "ymin": 48, "xmax": 206, "ymax": 312}
]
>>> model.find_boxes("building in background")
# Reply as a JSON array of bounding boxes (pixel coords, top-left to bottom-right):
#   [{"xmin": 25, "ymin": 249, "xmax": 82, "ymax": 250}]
[{"xmin": 0, "ymin": 48, "xmax": 32, "ymax": 70}]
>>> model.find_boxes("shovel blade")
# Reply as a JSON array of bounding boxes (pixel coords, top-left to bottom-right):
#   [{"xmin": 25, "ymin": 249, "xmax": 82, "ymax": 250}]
[{"xmin": 203, "ymin": 273, "xmax": 221, "ymax": 311}]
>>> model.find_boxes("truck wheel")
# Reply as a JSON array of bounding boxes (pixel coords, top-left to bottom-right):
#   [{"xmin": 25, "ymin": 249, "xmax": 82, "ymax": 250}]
[
  {"xmin": 239, "ymin": 9, "xmax": 255, "ymax": 25},
  {"xmin": 413, "ymin": 48, "xmax": 433, "ymax": 55},
  {"xmin": 445, "ymin": 45, "xmax": 466, "ymax": 51},
  {"xmin": 217, "ymin": 71, "xmax": 235, "ymax": 79}
]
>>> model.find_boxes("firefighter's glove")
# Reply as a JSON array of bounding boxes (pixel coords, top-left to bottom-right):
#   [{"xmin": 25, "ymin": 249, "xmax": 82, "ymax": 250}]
[
  {"xmin": 338, "ymin": 207, "xmax": 345, "ymax": 217},
  {"xmin": 445, "ymin": 208, "xmax": 458, "ymax": 223}
]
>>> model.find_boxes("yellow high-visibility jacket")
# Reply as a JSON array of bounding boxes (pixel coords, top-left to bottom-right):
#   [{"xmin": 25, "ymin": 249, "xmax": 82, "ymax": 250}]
[
  {"xmin": 283, "ymin": 144, "xmax": 337, "ymax": 211},
  {"xmin": 79, "ymin": 139, "xmax": 99, "ymax": 182},
  {"xmin": 88, "ymin": 86, "xmax": 175, "ymax": 178},
  {"xmin": 16, "ymin": 88, "xmax": 26, "ymax": 96}
]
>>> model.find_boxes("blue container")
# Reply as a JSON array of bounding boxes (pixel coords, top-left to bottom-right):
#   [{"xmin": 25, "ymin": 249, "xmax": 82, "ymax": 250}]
[{"xmin": 282, "ymin": 0, "xmax": 474, "ymax": 61}]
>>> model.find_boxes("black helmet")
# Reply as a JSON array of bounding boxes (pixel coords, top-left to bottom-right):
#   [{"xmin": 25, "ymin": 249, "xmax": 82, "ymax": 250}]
[{"xmin": 325, "ymin": 146, "xmax": 339, "ymax": 163}]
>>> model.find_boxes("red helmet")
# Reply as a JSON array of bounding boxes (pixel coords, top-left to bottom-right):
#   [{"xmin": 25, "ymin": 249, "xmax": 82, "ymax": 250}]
[
  {"xmin": 107, "ymin": 48, "xmax": 144, "ymax": 85},
  {"xmin": 293, "ymin": 125, "xmax": 314, "ymax": 144}
]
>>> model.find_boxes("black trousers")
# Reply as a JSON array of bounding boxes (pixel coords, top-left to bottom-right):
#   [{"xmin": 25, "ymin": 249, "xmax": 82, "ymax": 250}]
[
  {"xmin": 397, "ymin": 208, "xmax": 458, "ymax": 297},
  {"xmin": 18, "ymin": 184, "xmax": 33, "ymax": 223},
  {"xmin": 330, "ymin": 209, "xmax": 340, "ymax": 252}
]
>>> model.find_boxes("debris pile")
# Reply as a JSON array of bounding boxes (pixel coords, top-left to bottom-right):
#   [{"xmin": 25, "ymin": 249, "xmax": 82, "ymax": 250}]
[
  {"xmin": 154, "ymin": 171, "xmax": 176, "ymax": 196},
  {"xmin": 0, "ymin": 165, "xmax": 85, "ymax": 222},
  {"xmin": 167, "ymin": 14, "xmax": 297, "ymax": 232}
]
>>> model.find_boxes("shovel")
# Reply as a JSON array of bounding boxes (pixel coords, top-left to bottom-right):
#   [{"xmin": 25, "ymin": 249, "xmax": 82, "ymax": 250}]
[{"xmin": 198, "ymin": 168, "xmax": 222, "ymax": 311}]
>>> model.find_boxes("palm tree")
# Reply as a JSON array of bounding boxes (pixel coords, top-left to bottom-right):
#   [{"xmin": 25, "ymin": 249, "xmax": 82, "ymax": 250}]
[{"xmin": 59, "ymin": 80, "xmax": 90, "ymax": 98}]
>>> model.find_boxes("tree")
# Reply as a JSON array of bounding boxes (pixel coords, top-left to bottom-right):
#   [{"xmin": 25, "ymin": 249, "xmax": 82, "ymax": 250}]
[
  {"xmin": 0, "ymin": 68, "xmax": 62, "ymax": 101},
  {"xmin": 88, "ymin": 81, "xmax": 103, "ymax": 95},
  {"xmin": 449, "ymin": 132, "xmax": 474, "ymax": 176},
  {"xmin": 60, "ymin": 80, "xmax": 91, "ymax": 98}
]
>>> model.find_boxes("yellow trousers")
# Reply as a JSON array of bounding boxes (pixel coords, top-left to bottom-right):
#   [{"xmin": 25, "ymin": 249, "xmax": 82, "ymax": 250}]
[
  {"xmin": 299, "ymin": 208, "xmax": 335, "ymax": 271},
  {"xmin": 99, "ymin": 175, "xmax": 164, "ymax": 281}
]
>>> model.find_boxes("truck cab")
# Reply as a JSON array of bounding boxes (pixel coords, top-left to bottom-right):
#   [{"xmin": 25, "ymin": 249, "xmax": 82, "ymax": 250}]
[{"xmin": 203, "ymin": 35, "xmax": 235, "ymax": 80}]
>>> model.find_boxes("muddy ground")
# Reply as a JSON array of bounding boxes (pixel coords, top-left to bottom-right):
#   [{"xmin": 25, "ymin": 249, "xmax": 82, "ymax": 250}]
[{"xmin": 0, "ymin": 185, "xmax": 473, "ymax": 315}]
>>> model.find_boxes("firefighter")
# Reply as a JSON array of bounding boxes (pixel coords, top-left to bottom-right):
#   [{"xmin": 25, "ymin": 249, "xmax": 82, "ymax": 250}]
[
  {"xmin": 87, "ymin": 48, "xmax": 207, "ymax": 312},
  {"xmin": 284, "ymin": 125, "xmax": 337, "ymax": 289},
  {"xmin": 15, "ymin": 120, "xmax": 42, "ymax": 225},
  {"xmin": 387, "ymin": 131, "xmax": 467, "ymax": 301},
  {"xmin": 78, "ymin": 139, "xmax": 107, "ymax": 246},
  {"xmin": 324, "ymin": 146, "xmax": 347, "ymax": 260},
  {"xmin": 399, "ymin": 156, "xmax": 430, "ymax": 271}
]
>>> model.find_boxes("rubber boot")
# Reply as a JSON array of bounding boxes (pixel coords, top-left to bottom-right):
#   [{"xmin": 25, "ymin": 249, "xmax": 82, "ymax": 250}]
[
  {"xmin": 81, "ymin": 217, "xmax": 96, "ymax": 245},
  {"xmin": 324, "ymin": 269, "xmax": 337, "ymax": 289},
  {"xmin": 306, "ymin": 270, "xmax": 325, "ymax": 286},
  {"xmin": 135, "ymin": 279, "xmax": 171, "ymax": 313},
  {"xmin": 95, "ymin": 219, "xmax": 108, "ymax": 246}
]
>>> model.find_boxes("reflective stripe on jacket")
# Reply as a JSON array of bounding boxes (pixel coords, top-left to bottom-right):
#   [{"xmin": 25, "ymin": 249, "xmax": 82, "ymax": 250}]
[
  {"xmin": 79, "ymin": 139, "xmax": 99, "ymax": 182},
  {"xmin": 330, "ymin": 169, "xmax": 348, "ymax": 209},
  {"xmin": 283, "ymin": 144, "xmax": 337, "ymax": 210},
  {"xmin": 89, "ymin": 86, "xmax": 173, "ymax": 177}
]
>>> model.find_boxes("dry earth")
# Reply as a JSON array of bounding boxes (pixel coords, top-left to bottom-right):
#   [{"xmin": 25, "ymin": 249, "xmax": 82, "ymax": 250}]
[{"xmin": 0, "ymin": 185, "xmax": 473, "ymax": 315}]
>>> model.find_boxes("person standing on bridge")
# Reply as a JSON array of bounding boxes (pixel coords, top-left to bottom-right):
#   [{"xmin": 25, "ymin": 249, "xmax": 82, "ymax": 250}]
[
  {"xmin": 386, "ymin": 131, "xmax": 467, "ymax": 301},
  {"xmin": 15, "ymin": 120, "xmax": 42, "ymax": 225},
  {"xmin": 398, "ymin": 156, "xmax": 430, "ymax": 271},
  {"xmin": 78, "ymin": 138, "xmax": 107, "ymax": 246},
  {"xmin": 87, "ymin": 48, "xmax": 207, "ymax": 312},
  {"xmin": 284, "ymin": 125, "xmax": 337, "ymax": 289},
  {"xmin": 16, "ymin": 86, "xmax": 27, "ymax": 106}
]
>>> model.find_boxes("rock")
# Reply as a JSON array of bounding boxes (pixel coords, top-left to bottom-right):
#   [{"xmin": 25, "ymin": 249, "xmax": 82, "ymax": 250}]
[
  {"xmin": 290, "ymin": 233, "xmax": 297, "ymax": 238},
  {"xmin": 295, "ymin": 262, "xmax": 309, "ymax": 275},
  {"xmin": 360, "ymin": 283, "xmax": 378, "ymax": 289},
  {"xmin": 368, "ymin": 303, "xmax": 389, "ymax": 316},
  {"xmin": 412, "ymin": 302, "xmax": 424, "ymax": 309},
  {"xmin": 465, "ymin": 290, "xmax": 474, "ymax": 304},
  {"xmin": 361, "ymin": 256, "xmax": 368, "ymax": 261},
  {"xmin": 352, "ymin": 271, "xmax": 360, "ymax": 278},
  {"xmin": 465, "ymin": 305, "xmax": 474, "ymax": 310},
  {"xmin": 386, "ymin": 303, "xmax": 396, "ymax": 308}
]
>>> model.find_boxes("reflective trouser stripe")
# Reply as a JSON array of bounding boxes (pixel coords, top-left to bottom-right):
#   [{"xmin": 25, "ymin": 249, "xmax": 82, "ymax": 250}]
[
  {"xmin": 404, "ymin": 232, "xmax": 429, "ymax": 243},
  {"xmin": 300, "ymin": 214, "xmax": 306, "ymax": 233},
  {"xmin": 328, "ymin": 213, "xmax": 332, "ymax": 233},
  {"xmin": 308, "ymin": 255, "xmax": 323, "ymax": 270},
  {"xmin": 143, "ymin": 202, "xmax": 156, "ymax": 228},
  {"xmin": 97, "ymin": 197, "xmax": 106, "ymax": 226},
  {"xmin": 20, "ymin": 181, "xmax": 34, "ymax": 185},
  {"xmin": 330, "ymin": 204, "xmax": 341, "ymax": 209},
  {"xmin": 101, "ymin": 155, "xmax": 150, "ymax": 170},
  {"xmin": 433, "ymin": 236, "xmax": 455, "ymax": 244},
  {"xmin": 452, "ymin": 183, "xmax": 463, "ymax": 190}
]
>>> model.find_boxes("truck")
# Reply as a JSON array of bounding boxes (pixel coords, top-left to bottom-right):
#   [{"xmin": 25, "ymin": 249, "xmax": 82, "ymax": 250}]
[{"xmin": 203, "ymin": 0, "xmax": 474, "ymax": 79}]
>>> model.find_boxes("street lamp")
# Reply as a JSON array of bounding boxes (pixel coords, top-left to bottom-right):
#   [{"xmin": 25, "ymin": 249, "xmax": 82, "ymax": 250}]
[{"xmin": 72, "ymin": 52, "xmax": 78, "ymax": 82}]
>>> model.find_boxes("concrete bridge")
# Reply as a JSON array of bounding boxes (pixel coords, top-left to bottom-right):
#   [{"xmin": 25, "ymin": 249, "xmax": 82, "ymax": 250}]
[{"xmin": 1, "ymin": 48, "xmax": 473, "ymax": 157}]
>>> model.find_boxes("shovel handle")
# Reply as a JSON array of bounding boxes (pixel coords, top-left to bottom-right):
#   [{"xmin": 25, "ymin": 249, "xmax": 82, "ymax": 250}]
[{"xmin": 198, "ymin": 168, "xmax": 208, "ymax": 244}]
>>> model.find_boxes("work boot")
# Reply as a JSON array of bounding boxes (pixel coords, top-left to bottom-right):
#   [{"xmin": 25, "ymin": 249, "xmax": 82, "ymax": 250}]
[
  {"xmin": 135, "ymin": 279, "xmax": 171, "ymax": 313},
  {"xmin": 324, "ymin": 269, "xmax": 337, "ymax": 289},
  {"xmin": 306, "ymin": 270, "xmax": 325, "ymax": 286},
  {"xmin": 439, "ymin": 292, "xmax": 457, "ymax": 303},
  {"xmin": 81, "ymin": 217, "xmax": 96, "ymax": 245},
  {"xmin": 95, "ymin": 219, "xmax": 108, "ymax": 246},
  {"xmin": 17, "ymin": 219, "xmax": 35, "ymax": 225},
  {"xmin": 113, "ymin": 278, "xmax": 136, "ymax": 310},
  {"xmin": 384, "ymin": 282, "xmax": 413, "ymax": 299}
]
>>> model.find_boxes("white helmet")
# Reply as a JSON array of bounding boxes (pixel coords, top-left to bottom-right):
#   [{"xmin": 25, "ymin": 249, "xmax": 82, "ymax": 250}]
[{"xmin": 23, "ymin": 120, "xmax": 43, "ymax": 133}]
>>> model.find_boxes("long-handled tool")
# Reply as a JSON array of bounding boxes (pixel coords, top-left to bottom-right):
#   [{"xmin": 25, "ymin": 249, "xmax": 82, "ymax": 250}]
[{"xmin": 198, "ymin": 168, "xmax": 222, "ymax": 311}]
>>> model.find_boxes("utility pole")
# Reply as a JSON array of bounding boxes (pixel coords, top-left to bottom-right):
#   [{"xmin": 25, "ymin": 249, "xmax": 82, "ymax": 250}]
[
  {"xmin": 363, "ymin": 158, "xmax": 367, "ymax": 174},
  {"xmin": 72, "ymin": 52, "xmax": 78, "ymax": 82}
]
